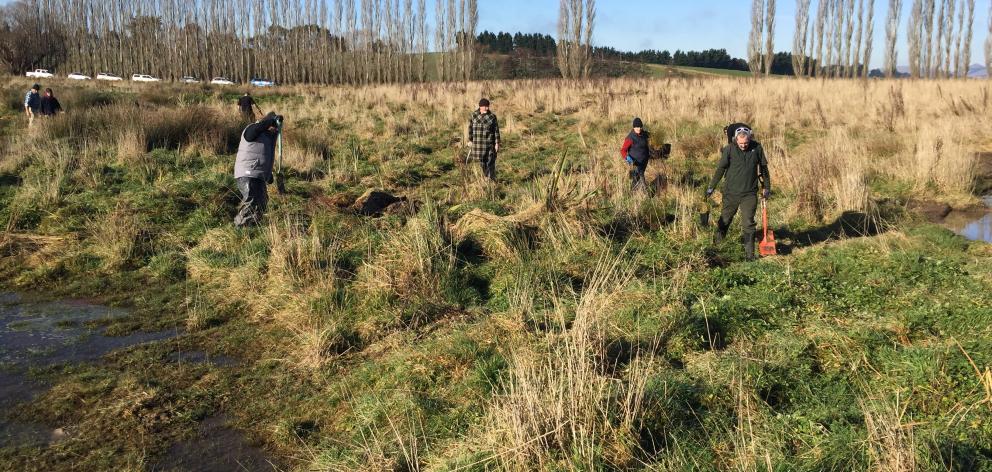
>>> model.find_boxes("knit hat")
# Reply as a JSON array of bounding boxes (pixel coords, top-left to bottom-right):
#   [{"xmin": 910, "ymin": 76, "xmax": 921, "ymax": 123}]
[
  {"xmin": 632, "ymin": 117, "xmax": 643, "ymax": 128},
  {"xmin": 31, "ymin": 84, "xmax": 40, "ymax": 91},
  {"xmin": 479, "ymin": 98, "xmax": 490, "ymax": 107}
]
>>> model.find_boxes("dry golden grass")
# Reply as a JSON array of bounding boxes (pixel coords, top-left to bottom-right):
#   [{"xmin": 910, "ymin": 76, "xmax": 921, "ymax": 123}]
[{"xmin": 275, "ymin": 77, "xmax": 990, "ymax": 226}]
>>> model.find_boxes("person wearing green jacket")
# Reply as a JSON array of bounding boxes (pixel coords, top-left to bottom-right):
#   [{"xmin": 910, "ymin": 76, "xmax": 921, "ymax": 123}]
[{"xmin": 706, "ymin": 126, "xmax": 771, "ymax": 261}]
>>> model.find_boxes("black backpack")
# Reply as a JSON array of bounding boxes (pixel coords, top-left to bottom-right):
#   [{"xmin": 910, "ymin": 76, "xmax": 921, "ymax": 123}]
[{"xmin": 724, "ymin": 122, "xmax": 753, "ymax": 144}]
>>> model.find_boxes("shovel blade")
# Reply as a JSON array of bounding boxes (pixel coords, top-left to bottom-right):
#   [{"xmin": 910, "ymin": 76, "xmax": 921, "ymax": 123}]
[{"xmin": 759, "ymin": 231, "xmax": 777, "ymax": 256}]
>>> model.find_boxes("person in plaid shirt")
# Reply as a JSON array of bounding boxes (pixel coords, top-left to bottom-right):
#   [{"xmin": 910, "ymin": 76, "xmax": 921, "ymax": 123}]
[{"xmin": 467, "ymin": 98, "xmax": 501, "ymax": 180}]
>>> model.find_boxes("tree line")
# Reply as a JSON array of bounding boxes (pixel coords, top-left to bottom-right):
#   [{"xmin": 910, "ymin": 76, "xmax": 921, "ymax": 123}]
[
  {"xmin": 0, "ymin": 0, "xmax": 480, "ymax": 84},
  {"xmin": 784, "ymin": 0, "xmax": 981, "ymax": 79}
]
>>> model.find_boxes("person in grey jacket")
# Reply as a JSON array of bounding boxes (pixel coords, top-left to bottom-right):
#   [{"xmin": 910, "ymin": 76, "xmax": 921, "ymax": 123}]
[{"xmin": 233, "ymin": 112, "xmax": 282, "ymax": 227}]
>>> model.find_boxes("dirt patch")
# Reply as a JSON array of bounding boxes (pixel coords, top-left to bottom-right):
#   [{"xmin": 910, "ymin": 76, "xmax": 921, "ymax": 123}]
[
  {"xmin": 975, "ymin": 152, "xmax": 992, "ymax": 195},
  {"xmin": 907, "ymin": 199, "xmax": 953, "ymax": 222},
  {"xmin": 353, "ymin": 189, "xmax": 407, "ymax": 216},
  {"xmin": 153, "ymin": 415, "xmax": 282, "ymax": 472}
]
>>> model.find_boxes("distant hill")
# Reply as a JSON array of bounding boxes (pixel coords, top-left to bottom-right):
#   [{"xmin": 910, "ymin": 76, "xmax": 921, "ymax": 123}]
[{"xmin": 894, "ymin": 64, "xmax": 987, "ymax": 78}]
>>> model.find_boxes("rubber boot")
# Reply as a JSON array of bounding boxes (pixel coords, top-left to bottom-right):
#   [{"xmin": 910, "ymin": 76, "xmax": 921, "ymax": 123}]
[
  {"xmin": 744, "ymin": 238, "xmax": 756, "ymax": 261},
  {"xmin": 714, "ymin": 229, "xmax": 725, "ymax": 244},
  {"xmin": 699, "ymin": 211, "xmax": 709, "ymax": 227}
]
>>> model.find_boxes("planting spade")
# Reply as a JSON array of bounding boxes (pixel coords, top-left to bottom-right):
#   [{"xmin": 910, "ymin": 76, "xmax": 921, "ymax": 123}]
[{"xmin": 759, "ymin": 199, "xmax": 777, "ymax": 256}]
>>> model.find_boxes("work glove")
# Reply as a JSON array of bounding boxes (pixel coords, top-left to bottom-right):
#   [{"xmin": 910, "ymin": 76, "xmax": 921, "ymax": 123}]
[
  {"xmin": 762, "ymin": 188, "xmax": 771, "ymax": 199},
  {"xmin": 625, "ymin": 156, "xmax": 634, "ymax": 165},
  {"xmin": 705, "ymin": 188, "xmax": 714, "ymax": 197}
]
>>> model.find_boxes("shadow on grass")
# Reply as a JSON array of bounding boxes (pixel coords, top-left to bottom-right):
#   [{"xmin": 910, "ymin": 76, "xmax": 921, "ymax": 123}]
[{"xmin": 771, "ymin": 211, "xmax": 885, "ymax": 255}]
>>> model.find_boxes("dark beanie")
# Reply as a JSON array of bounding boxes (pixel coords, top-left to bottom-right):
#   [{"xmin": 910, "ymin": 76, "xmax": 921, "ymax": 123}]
[
  {"xmin": 31, "ymin": 84, "xmax": 40, "ymax": 90},
  {"xmin": 632, "ymin": 117, "xmax": 643, "ymax": 128},
  {"xmin": 479, "ymin": 98, "xmax": 490, "ymax": 107}
]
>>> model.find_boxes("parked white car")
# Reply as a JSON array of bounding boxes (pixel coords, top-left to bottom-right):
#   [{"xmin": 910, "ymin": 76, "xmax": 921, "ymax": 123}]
[
  {"xmin": 25, "ymin": 69, "xmax": 54, "ymax": 78},
  {"xmin": 96, "ymin": 73, "xmax": 123, "ymax": 81},
  {"xmin": 210, "ymin": 77, "xmax": 235, "ymax": 85},
  {"xmin": 180, "ymin": 76, "xmax": 201, "ymax": 84},
  {"xmin": 67, "ymin": 72, "xmax": 91, "ymax": 80},
  {"xmin": 250, "ymin": 78, "xmax": 275, "ymax": 87},
  {"xmin": 131, "ymin": 74, "xmax": 161, "ymax": 82}
]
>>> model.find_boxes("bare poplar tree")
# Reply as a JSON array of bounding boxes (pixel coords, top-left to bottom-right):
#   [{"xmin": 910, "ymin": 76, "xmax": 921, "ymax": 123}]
[
  {"xmin": 813, "ymin": 0, "xmax": 831, "ymax": 76},
  {"xmin": 986, "ymin": 1, "xmax": 992, "ymax": 79},
  {"xmin": 764, "ymin": 0, "xmax": 776, "ymax": 75},
  {"xmin": 555, "ymin": 0, "xmax": 595, "ymax": 79},
  {"xmin": 885, "ymin": 0, "xmax": 903, "ymax": 77},
  {"xmin": 851, "ymin": 0, "xmax": 864, "ymax": 77},
  {"xmin": 748, "ymin": 0, "xmax": 766, "ymax": 76},
  {"xmin": 861, "ymin": 0, "xmax": 874, "ymax": 78},
  {"xmin": 921, "ymin": 0, "xmax": 936, "ymax": 77},
  {"xmin": 793, "ymin": 0, "xmax": 812, "ymax": 77},
  {"xmin": 908, "ymin": 0, "xmax": 923, "ymax": 77},
  {"xmin": 934, "ymin": 0, "xmax": 948, "ymax": 77},
  {"xmin": 956, "ymin": 0, "xmax": 974, "ymax": 77},
  {"xmin": 942, "ymin": 0, "xmax": 957, "ymax": 77}
]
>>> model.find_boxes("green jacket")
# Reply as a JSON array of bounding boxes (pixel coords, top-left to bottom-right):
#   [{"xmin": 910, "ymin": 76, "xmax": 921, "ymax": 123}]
[{"xmin": 709, "ymin": 141, "xmax": 771, "ymax": 196}]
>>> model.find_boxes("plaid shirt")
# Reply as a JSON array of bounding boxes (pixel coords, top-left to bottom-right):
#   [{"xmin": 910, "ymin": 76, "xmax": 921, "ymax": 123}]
[{"xmin": 467, "ymin": 109, "xmax": 500, "ymax": 161}]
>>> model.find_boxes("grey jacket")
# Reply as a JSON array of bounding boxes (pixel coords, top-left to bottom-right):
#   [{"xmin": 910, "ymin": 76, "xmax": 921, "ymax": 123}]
[{"xmin": 233, "ymin": 122, "xmax": 277, "ymax": 181}]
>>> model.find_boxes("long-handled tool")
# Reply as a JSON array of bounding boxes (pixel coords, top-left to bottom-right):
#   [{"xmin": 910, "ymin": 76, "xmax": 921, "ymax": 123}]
[
  {"xmin": 275, "ymin": 118, "xmax": 286, "ymax": 194},
  {"xmin": 759, "ymin": 198, "xmax": 777, "ymax": 256}
]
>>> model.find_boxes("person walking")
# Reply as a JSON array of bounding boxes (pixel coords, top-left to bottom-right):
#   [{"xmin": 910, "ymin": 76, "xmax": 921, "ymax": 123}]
[
  {"xmin": 24, "ymin": 84, "xmax": 41, "ymax": 127},
  {"xmin": 706, "ymin": 126, "xmax": 771, "ymax": 261},
  {"xmin": 39, "ymin": 88, "xmax": 62, "ymax": 117},
  {"xmin": 467, "ymin": 98, "xmax": 501, "ymax": 180},
  {"xmin": 233, "ymin": 112, "xmax": 282, "ymax": 227},
  {"xmin": 237, "ymin": 92, "xmax": 262, "ymax": 122},
  {"xmin": 619, "ymin": 117, "xmax": 651, "ymax": 191}
]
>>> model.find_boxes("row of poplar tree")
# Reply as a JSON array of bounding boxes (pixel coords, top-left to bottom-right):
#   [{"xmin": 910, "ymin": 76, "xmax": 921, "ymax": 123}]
[
  {"xmin": 750, "ymin": 0, "xmax": 986, "ymax": 79},
  {"xmin": 0, "ymin": 0, "xmax": 482, "ymax": 84}
]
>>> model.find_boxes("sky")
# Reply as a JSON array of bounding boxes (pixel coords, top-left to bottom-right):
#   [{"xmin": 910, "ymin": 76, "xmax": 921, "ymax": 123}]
[{"xmin": 477, "ymin": 0, "xmax": 992, "ymax": 69}]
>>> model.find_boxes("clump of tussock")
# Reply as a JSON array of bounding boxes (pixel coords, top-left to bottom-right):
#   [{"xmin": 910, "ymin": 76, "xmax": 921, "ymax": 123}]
[
  {"xmin": 13, "ymin": 142, "xmax": 76, "ymax": 210},
  {"xmin": 358, "ymin": 202, "xmax": 456, "ymax": 304},
  {"xmin": 89, "ymin": 202, "xmax": 144, "ymax": 270},
  {"xmin": 266, "ymin": 215, "xmax": 337, "ymax": 293},
  {"xmin": 775, "ymin": 128, "xmax": 872, "ymax": 222},
  {"xmin": 483, "ymin": 255, "xmax": 655, "ymax": 469},
  {"xmin": 911, "ymin": 120, "xmax": 976, "ymax": 196}
]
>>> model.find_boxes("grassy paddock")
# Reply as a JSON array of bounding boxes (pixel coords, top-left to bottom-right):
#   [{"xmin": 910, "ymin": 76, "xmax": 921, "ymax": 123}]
[{"xmin": 1, "ymin": 75, "xmax": 991, "ymax": 471}]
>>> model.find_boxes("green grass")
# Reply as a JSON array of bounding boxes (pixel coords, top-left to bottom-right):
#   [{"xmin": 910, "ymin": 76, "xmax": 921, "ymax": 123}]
[
  {"xmin": 0, "ymin": 78, "xmax": 990, "ymax": 471},
  {"xmin": 645, "ymin": 63, "xmax": 756, "ymax": 78}
]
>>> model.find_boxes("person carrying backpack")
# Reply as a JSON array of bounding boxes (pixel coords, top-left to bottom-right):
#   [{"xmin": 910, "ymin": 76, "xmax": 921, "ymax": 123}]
[
  {"xmin": 706, "ymin": 125, "xmax": 771, "ymax": 261},
  {"xmin": 620, "ymin": 117, "xmax": 650, "ymax": 191}
]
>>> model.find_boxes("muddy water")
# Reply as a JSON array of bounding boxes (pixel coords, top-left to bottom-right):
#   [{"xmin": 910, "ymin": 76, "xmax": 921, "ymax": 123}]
[
  {"xmin": 0, "ymin": 293, "xmax": 280, "ymax": 470},
  {"xmin": 0, "ymin": 293, "xmax": 177, "ymax": 448},
  {"xmin": 943, "ymin": 196, "xmax": 992, "ymax": 243}
]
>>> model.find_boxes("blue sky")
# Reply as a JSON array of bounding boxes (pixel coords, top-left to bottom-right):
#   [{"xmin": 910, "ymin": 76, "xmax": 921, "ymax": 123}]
[{"xmin": 477, "ymin": 0, "xmax": 991, "ymax": 68}]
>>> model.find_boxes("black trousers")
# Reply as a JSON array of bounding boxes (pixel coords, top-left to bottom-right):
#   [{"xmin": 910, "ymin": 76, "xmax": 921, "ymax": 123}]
[
  {"xmin": 717, "ymin": 192, "xmax": 758, "ymax": 241},
  {"xmin": 629, "ymin": 160, "xmax": 648, "ymax": 191},
  {"xmin": 234, "ymin": 177, "xmax": 268, "ymax": 227},
  {"xmin": 480, "ymin": 149, "xmax": 496, "ymax": 180}
]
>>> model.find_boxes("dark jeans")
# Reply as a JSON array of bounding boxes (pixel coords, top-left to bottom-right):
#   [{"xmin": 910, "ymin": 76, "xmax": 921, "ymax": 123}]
[
  {"xmin": 629, "ymin": 160, "xmax": 648, "ymax": 191},
  {"xmin": 234, "ymin": 176, "xmax": 268, "ymax": 227},
  {"xmin": 241, "ymin": 109, "xmax": 256, "ymax": 122},
  {"xmin": 480, "ymin": 149, "xmax": 496, "ymax": 180},
  {"xmin": 717, "ymin": 192, "xmax": 758, "ymax": 241}
]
